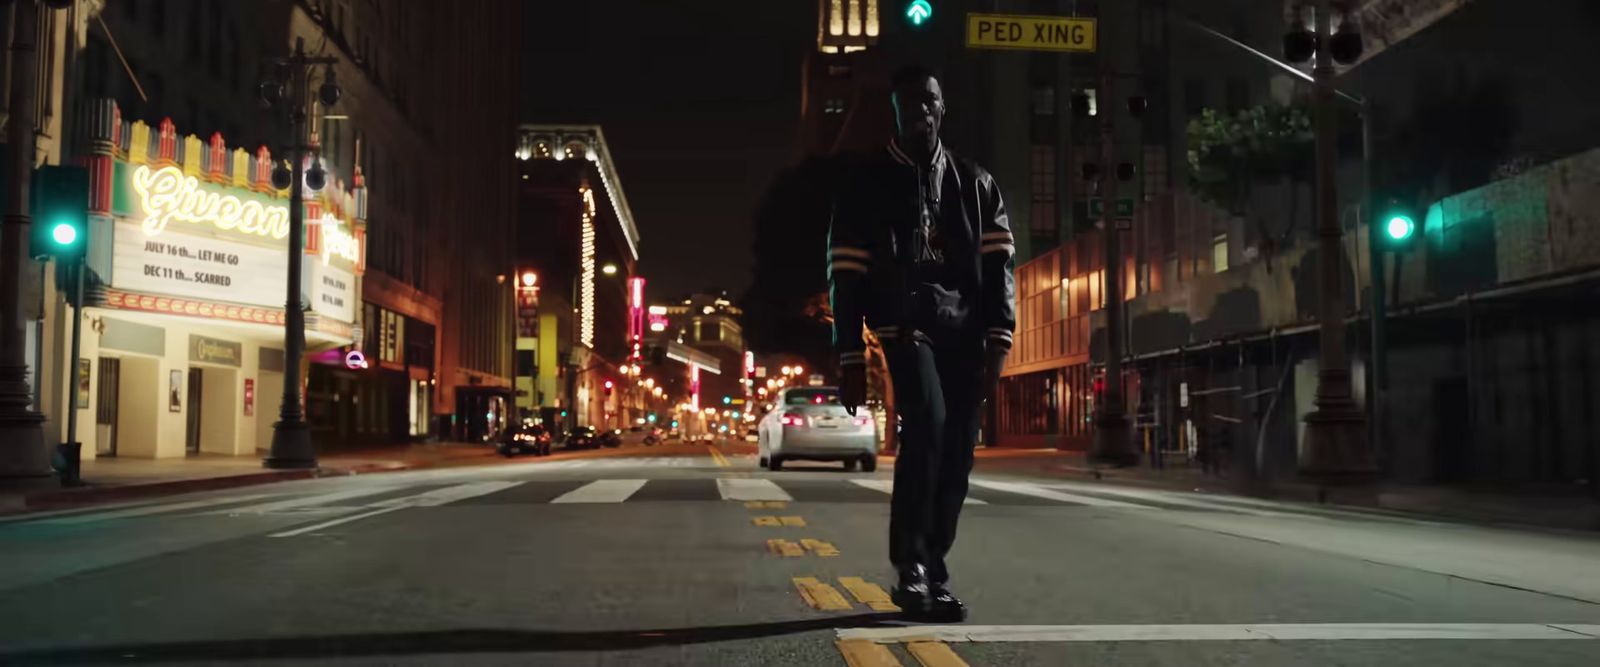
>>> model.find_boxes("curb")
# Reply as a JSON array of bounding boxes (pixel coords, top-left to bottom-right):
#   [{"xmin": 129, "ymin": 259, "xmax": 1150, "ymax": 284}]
[{"xmin": 19, "ymin": 461, "xmax": 411, "ymax": 511}]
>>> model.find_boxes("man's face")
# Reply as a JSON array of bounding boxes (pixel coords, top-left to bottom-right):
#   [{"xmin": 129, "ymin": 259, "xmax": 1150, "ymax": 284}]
[{"xmin": 892, "ymin": 75, "xmax": 945, "ymax": 147}]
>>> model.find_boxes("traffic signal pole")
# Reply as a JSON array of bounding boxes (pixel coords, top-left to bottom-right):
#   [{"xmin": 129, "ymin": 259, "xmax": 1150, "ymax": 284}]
[
  {"xmin": 0, "ymin": 0, "xmax": 50, "ymax": 478},
  {"xmin": 59, "ymin": 259, "xmax": 84, "ymax": 485},
  {"xmin": 1090, "ymin": 63, "xmax": 1137, "ymax": 467}
]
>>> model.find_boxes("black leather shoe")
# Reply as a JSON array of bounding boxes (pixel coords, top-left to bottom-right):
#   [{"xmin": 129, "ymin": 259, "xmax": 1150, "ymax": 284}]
[
  {"xmin": 890, "ymin": 564, "xmax": 933, "ymax": 617},
  {"xmin": 927, "ymin": 582, "xmax": 968, "ymax": 623}
]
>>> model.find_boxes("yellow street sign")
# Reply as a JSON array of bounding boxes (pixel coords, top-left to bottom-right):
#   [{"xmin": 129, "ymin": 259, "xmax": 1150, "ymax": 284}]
[{"xmin": 966, "ymin": 13, "xmax": 1096, "ymax": 53}]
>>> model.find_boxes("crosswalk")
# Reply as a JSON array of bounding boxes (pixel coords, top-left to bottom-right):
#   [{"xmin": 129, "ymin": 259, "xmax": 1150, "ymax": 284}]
[{"xmin": 3, "ymin": 475, "xmax": 1381, "ymax": 531}]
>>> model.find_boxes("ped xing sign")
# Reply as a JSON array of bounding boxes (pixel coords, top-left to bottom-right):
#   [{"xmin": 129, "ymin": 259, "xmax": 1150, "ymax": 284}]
[{"xmin": 966, "ymin": 13, "xmax": 1096, "ymax": 52}]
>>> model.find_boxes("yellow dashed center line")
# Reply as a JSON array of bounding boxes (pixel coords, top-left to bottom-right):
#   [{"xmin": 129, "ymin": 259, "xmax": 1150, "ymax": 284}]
[
  {"xmin": 744, "ymin": 501, "xmax": 787, "ymax": 509},
  {"xmin": 708, "ymin": 446, "xmax": 731, "ymax": 467},
  {"xmin": 800, "ymin": 538, "xmax": 840, "ymax": 557},
  {"xmin": 779, "ymin": 515, "xmax": 807, "ymax": 527},
  {"xmin": 751, "ymin": 515, "xmax": 807, "ymax": 527},
  {"xmin": 906, "ymin": 641, "xmax": 970, "ymax": 667},
  {"xmin": 767, "ymin": 538, "xmax": 806, "ymax": 557},
  {"xmin": 837, "ymin": 576, "xmax": 902, "ymax": 612},
  {"xmin": 752, "ymin": 516, "xmax": 781, "ymax": 526},
  {"xmin": 837, "ymin": 639, "xmax": 903, "ymax": 666},
  {"xmin": 793, "ymin": 577, "xmax": 854, "ymax": 611}
]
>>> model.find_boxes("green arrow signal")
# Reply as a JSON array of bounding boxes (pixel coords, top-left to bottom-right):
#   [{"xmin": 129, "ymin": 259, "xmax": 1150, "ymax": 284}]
[{"xmin": 906, "ymin": 0, "xmax": 931, "ymax": 26}]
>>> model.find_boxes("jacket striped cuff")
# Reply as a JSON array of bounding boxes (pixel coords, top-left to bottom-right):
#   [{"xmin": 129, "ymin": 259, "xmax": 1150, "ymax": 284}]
[
  {"xmin": 872, "ymin": 326, "xmax": 901, "ymax": 341},
  {"xmin": 830, "ymin": 246, "xmax": 871, "ymax": 275},
  {"xmin": 987, "ymin": 327, "xmax": 1014, "ymax": 347},
  {"xmin": 981, "ymin": 231, "xmax": 1015, "ymax": 256},
  {"xmin": 840, "ymin": 351, "xmax": 867, "ymax": 366}
]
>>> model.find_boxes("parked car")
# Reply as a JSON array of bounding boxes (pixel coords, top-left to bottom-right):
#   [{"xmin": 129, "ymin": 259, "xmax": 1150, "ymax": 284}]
[
  {"xmin": 564, "ymin": 426, "xmax": 599, "ymax": 450},
  {"xmin": 758, "ymin": 387, "xmax": 877, "ymax": 472},
  {"xmin": 498, "ymin": 424, "xmax": 552, "ymax": 457},
  {"xmin": 600, "ymin": 428, "xmax": 623, "ymax": 448}
]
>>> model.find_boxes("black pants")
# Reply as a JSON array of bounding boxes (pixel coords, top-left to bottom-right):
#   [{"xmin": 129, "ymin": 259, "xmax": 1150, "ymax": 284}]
[{"xmin": 886, "ymin": 337, "xmax": 983, "ymax": 583}]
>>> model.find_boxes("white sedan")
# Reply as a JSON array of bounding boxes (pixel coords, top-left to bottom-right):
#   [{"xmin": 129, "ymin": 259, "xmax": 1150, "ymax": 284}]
[{"xmin": 758, "ymin": 387, "xmax": 878, "ymax": 472}]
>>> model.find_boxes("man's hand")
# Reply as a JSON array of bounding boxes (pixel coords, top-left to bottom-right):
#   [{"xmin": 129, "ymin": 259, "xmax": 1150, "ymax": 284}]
[{"xmin": 840, "ymin": 364, "xmax": 867, "ymax": 416}]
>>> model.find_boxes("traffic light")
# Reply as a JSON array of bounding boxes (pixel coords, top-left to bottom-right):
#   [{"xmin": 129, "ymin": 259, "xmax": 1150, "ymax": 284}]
[
  {"xmin": 29, "ymin": 166, "xmax": 90, "ymax": 261},
  {"xmin": 603, "ymin": 380, "xmax": 615, "ymax": 397},
  {"xmin": 904, "ymin": 0, "xmax": 932, "ymax": 27},
  {"xmin": 1375, "ymin": 200, "xmax": 1420, "ymax": 253},
  {"xmin": 722, "ymin": 396, "xmax": 731, "ymax": 405}
]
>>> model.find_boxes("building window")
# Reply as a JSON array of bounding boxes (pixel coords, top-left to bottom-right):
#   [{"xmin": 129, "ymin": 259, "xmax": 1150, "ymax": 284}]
[
  {"xmin": 824, "ymin": 98, "xmax": 846, "ymax": 115},
  {"xmin": 1029, "ymin": 145, "xmax": 1057, "ymax": 238},
  {"xmin": 1212, "ymin": 234, "xmax": 1229, "ymax": 273}
]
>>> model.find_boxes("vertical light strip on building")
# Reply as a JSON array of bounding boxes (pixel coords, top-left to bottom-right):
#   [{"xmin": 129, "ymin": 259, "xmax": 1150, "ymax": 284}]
[
  {"xmin": 579, "ymin": 185, "xmax": 597, "ymax": 348},
  {"xmin": 628, "ymin": 276, "xmax": 646, "ymax": 355},
  {"xmin": 866, "ymin": 0, "xmax": 880, "ymax": 36},
  {"xmin": 691, "ymin": 366, "xmax": 701, "ymax": 411},
  {"xmin": 847, "ymin": 0, "xmax": 861, "ymax": 35},
  {"xmin": 829, "ymin": 0, "xmax": 844, "ymax": 35}
]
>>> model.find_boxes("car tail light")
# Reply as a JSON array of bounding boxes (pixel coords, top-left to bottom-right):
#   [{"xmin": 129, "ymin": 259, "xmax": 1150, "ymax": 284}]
[
  {"xmin": 781, "ymin": 413, "xmax": 805, "ymax": 427},
  {"xmin": 852, "ymin": 416, "xmax": 872, "ymax": 426}
]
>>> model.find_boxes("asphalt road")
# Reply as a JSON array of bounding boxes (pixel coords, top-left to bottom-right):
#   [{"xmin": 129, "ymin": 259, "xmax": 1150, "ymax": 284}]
[{"xmin": 1, "ymin": 443, "xmax": 1598, "ymax": 666}]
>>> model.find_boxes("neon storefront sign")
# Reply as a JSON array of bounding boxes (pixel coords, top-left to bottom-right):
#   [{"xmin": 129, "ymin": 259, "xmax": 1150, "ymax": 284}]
[
  {"xmin": 133, "ymin": 165, "xmax": 290, "ymax": 239},
  {"xmin": 132, "ymin": 164, "xmax": 361, "ymax": 266}
]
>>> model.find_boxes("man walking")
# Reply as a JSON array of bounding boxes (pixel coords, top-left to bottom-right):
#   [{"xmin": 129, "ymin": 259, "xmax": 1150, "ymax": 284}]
[{"xmin": 830, "ymin": 65, "xmax": 1016, "ymax": 622}]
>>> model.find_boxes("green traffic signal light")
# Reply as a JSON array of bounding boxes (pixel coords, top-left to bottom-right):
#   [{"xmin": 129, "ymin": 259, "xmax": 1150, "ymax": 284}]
[
  {"xmin": 51, "ymin": 222, "xmax": 78, "ymax": 246},
  {"xmin": 906, "ymin": 0, "xmax": 932, "ymax": 26},
  {"xmin": 1385, "ymin": 215, "xmax": 1415, "ymax": 241},
  {"xmin": 29, "ymin": 166, "xmax": 90, "ymax": 260}
]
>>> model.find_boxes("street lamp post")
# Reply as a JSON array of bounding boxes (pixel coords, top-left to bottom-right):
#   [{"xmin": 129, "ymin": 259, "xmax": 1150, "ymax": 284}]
[
  {"xmin": 1174, "ymin": 12, "xmax": 1384, "ymax": 470},
  {"xmin": 1299, "ymin": 0, "xmax": 1373, "ymax": 481},
  {"xmin": 260, "ymin": 38, "xmax": 340, "ymax": 470}
]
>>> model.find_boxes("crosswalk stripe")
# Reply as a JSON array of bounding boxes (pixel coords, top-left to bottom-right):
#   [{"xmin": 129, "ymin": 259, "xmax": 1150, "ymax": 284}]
[
  {"xmin": 37, "ymin": 492, "xmax": 284, "ymax": 526},
  {"xmin": 204, "ymin": 485, "xmax": 404, "ymax": 515},
  {"xmin": 838, "ymin": 623, "xmax": 1600, "ymax": 643},
  {"xmin": 969, "ymin": 480, "xmax": 1151, "ymax": 508},
  {"xmin": 550, "ymin": 479, "xmax": 647, "ymax": 503},
  {"xmin": 369, "ymin": 481, "xmax": 524, "ymax": 508},
  {"xmin": 717, "ymin": 478, "xmax": 792, "ymax": 501},
  {"xmin": 849, "ymin": 479, "xmax": 988, "ymax": 505}
]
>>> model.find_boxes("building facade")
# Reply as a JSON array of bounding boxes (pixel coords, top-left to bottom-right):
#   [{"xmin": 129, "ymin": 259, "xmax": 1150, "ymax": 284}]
[
  {"xmin": 10, "ymin": 0, "xmax": 520, "ymax": 469},
  {"xmin": 514, "ymin": 125, "xmax": 643, "ymax": 435}
]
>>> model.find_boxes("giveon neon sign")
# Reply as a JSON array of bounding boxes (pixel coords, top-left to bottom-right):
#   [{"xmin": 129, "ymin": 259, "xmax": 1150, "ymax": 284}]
[
  {"xmin": 132, "ymin": 164, "xmax": 360, "ymax": 265},
  {"xmin": 133, "ymin": 165, "xmax": 291, "ymax": 239}
]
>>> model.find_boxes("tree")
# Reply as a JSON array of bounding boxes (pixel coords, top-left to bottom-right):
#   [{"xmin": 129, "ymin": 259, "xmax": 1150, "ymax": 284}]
[{"xmin": 1186, "ymin": 104, "xmax": 1315, "ymax": 261}]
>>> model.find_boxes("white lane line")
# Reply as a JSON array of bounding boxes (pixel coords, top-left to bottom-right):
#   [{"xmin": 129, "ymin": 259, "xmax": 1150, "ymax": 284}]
[
  {"xmin": 203, "ymin": 485, "xmax": 404, "ymax": 515},
  {"xmin": 717, "ymin": 478, "xmax": 793, "ymax": 502},
  {"xmin": 850, "ymin": 479, "xmax": 987, "ymax": 505},
  {"xmin": 369, "ymin": 481, "xmax": 524, "ymax": 508},
  {"xmin": 39, "ymin": 492, "xmax": 284, "ymax": 526},
  {"xmin": 969, "ymin": 480, "xmax": 1151, "ymax": 508},
  {"xmin": 268, "ymin": 505, "xmax": 410, "ymax": 538},
  {"xmin": 837, "ymin": 623, "xmax": 1600, "ymax": 644},
  {"xmin": 550, "ymin": 479, "xmax": 647, "ymax": 503},
  {"xmin": 1036, "ymin": 484, "xmax": 1296, "ymax": 517}
]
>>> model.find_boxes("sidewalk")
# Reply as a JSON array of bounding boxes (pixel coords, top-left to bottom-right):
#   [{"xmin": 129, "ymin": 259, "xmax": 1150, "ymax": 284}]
[
  {"xmin": 0, "ymin": 442, "xmax": 497, "ymax": 515},
  {"xmin": 974, "ymin": 449, "xmax": 1600, "ymax": 532}
]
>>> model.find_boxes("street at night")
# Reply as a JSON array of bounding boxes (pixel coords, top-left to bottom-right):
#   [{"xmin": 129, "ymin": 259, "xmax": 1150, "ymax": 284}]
[
  {"xmin": 4, "ymin": 0, "xmax": 1600, "ymax": 665},
  {"xmin": 3, "ymin": 445, "xmax": 1599, "ymax": 665}
]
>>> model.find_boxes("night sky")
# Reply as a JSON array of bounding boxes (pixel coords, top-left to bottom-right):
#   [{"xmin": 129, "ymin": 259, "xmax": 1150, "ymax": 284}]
[{"xmin": 520, "ymin": 1, "xmax": 814, "ymax": 301}]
